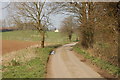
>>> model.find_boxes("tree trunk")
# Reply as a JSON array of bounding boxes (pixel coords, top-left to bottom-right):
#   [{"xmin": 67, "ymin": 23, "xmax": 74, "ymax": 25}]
[
  {"xmin": 76, "ymin": 37, "xmax": 79, "ymax": 41},
  {"xmin": 68, "ymin": 35, "xmax": 72, "ymax": 42},
  {"xmin": 81, "ymin": 3, "xmax": 95, "ymax": 49},
  {"xmin": 41, "ymin": 32, "xmax": 45, "ymax": 48},
  {"xmin": 81, "ymin": 26, "xmax": 94, "ymax": 49},
  {"xmin": 118, "ymin": 4, "xmax": 120, "ymax": 76}
]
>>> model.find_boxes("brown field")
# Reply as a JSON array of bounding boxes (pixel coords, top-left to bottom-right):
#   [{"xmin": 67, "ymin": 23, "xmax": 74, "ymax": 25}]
[{"xmin": 2, "ymin": 40, "xmax": 40, "ymax": 54}]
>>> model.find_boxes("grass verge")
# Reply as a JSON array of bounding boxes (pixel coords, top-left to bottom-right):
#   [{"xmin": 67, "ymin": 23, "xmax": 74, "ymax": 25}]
[
  {"xmin": 2, "ymin": 46, "xmax": 58, "ymax": 78},
  {"xmin": 73, "ymin": 44, "xmax": 120, "ymax": 77}
]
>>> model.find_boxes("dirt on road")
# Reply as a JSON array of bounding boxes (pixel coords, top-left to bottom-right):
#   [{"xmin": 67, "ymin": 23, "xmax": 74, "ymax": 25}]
[{"xmin": 46, "ymin": 43, "xmax": 105, "ymax": 79}]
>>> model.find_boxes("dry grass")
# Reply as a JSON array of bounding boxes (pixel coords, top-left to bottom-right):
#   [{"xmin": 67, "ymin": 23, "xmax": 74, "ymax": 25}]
[{"xmin": 2, "ymin": 46, "xmax": 37, "ymax": 66}]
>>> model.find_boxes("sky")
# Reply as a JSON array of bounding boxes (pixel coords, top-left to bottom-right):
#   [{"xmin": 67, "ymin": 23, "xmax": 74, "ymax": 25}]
[
  {"xmin": 50, "ymin": 14, "xmax": 68, "ymax": 29},
  {"xmin": 0, "ymin": 2, "xmax": 9, "ymax": 20},
  {"xmin": 0, "ymin": 2, "xmax": 68, "ymax": 29},
  {"xmin": 0, "ymin": 2, "xmax": 3, "ymax": 20}
]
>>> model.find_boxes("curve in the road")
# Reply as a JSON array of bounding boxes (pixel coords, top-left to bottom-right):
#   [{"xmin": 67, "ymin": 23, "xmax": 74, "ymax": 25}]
[{"xmin": 46, "ymin": 43, "xmax": 105, "ymax": 79}]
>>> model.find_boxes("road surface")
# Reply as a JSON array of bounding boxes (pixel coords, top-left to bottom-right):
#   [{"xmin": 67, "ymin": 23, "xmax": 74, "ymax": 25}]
[{"xmin": 46, "ymin": 43, "xmax": 105, "ymax": 79}]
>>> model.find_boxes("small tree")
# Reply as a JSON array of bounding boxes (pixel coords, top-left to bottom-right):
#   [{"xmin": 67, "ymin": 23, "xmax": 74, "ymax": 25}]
[{"xmin": 60, "ymin": 16, "xmax": 74, "ymax": 42}]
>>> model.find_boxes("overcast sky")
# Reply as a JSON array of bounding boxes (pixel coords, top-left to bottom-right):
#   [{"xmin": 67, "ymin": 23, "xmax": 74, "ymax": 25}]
[
  {"xmin": 0, "ymin": 2, "xmax": 68, "ymax": 29},
  {"xmin": 0, "ymin": 2, "xmax": 9, "ymax": 20}
]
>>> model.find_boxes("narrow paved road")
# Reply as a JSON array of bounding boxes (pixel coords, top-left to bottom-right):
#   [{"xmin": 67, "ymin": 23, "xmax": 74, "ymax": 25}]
[{"xmin": 46, "ymin": 43, "xmax": 105, "ymax": 79}]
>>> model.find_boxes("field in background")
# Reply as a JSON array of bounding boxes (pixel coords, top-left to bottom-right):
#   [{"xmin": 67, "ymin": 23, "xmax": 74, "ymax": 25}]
[
  {"xmin": 1, "ymin": 30, "xmax": 77, "ymax": 54},
  {"xmin": 2, "ymin": 30, "xmax": 77, "ymax": 44},
  {"xmin": 2, "ymin": 30, "xmax": 40, "ymax": 41},
  {"xmin": 2, "ymin": 40, "xmax": 40, "ymax": 54}
]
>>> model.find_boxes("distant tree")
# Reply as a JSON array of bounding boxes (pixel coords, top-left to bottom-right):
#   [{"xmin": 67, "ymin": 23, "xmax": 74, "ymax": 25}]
[{"xmin": 60, "ymin": 16, "xmax": 74, "ymax": 42}]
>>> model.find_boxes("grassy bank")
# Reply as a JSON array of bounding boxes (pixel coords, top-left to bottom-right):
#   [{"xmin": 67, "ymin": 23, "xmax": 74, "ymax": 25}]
[
  {"xmin": 73, "ymin": 45, "xmax": 120, "ymax": 77},
  {"xmin": 2, "ymin": 46, "xmax": 55, "ymax": 78}
]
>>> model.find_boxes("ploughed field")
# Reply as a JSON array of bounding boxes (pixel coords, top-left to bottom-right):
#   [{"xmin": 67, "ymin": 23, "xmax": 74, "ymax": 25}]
[{"xmin": 2, "ymin": 40, "xmax": 40, "ymax": 54}]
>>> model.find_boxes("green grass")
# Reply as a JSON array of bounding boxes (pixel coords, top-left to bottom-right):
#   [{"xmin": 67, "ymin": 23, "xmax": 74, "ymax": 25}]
[
  {"xmin": 2, "ymin": 30, "xmax": 40, "ymax": 41},
  {"xmin": 2, "ymin": 30, "xmax": 77, "ymax": 44},
  {"xmin": 2, "ymin": 46, "xmax": 54, "ymax": 78},
  {"xmin": 46, "ymin": 31, "xmax": 77, "ymax": 44},
  {"xmin": 73, "ymin": 45, "xmax": 120, "ymax": 76}
]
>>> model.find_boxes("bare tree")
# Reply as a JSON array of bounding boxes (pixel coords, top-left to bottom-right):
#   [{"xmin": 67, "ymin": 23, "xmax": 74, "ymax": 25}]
[
  {"xmin": 60, "ymin": 16, "xmax": 75, "ymax": 42},
  {"xmin": 9, "ymin": 2, "xmax": 53, "ymax": 48}
]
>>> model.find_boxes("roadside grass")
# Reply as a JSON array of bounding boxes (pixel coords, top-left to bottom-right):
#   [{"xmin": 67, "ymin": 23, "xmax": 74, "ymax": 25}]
[
  {"xmin": 2, "ymin": 30, "xmax": 77, "ymax": 44},
  {"xmin": 73, "ymin": 44, "xmax": 120, "ymax": 77},
  {"xmin": 2, "ymin": 30, "xmax": 76, "ymax": 78},
  {"xmin": 2, "ymin": 46, "xmax": 55, "ymax": 78}
]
